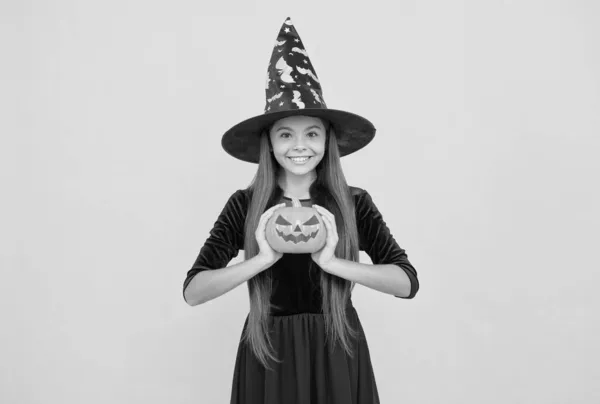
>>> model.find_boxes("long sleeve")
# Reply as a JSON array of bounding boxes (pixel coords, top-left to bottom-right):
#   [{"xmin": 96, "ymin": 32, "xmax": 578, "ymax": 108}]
[
  {"xmin": 355, "ymin": 189, "xmax": 419, "ymax": 299},
  {"xmin": 182, "ymin": 189, "xmax": 249, "ymax": 300}
]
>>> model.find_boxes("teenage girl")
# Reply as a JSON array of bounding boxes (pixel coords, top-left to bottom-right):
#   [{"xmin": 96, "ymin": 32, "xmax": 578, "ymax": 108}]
[{"xmin": 183, "ymin": 18, "xmax": 419, "ymax": 404}]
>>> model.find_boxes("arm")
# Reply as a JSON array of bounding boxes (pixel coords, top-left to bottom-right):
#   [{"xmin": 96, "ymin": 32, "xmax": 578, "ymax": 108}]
[
  {"xmin": 321, "ymin": 258, "xmax": 411, "ymax": 297},
  {"xmin": 323, "ymin": 189, "xmax": 419, "ymax": 298},
  {"xmin": 182, "ymin": 190, "xmax": 252, "ymax": 306},
  {"xmin": 184, "ymin": 255, "xmax": 273, "ymax": 306}
]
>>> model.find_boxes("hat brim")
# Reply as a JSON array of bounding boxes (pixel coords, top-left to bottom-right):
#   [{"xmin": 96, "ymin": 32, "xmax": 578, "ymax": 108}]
[{"xmin": 221, "ymin": 108, "xmax": 376, "ymax": 164}]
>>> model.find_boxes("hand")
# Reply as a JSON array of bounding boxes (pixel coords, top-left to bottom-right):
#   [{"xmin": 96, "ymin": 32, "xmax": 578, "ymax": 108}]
[
  {"xmin": 255, "ymin": 202, "xmax": 286, "ymax": 265},
  {"xmin": 311, "ymin": 204, "xmax": 339, "ymax": 270}
]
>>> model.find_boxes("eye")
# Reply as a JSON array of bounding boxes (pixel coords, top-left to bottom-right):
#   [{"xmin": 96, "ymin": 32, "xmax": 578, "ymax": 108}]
[
  {"xmin": 303, "ymin": 215, "xmax": 319, "ymax": 225},
  {"xmin": 307, "ymin": 131, "xmax": 319, "ymax": 138},
  {"xmin": 279, "ymin": 132, "xmax": 292, "ymax": 138},
  {"xmin": 275, "ymin": 215, "xmax": 292, "ymax": 225}
]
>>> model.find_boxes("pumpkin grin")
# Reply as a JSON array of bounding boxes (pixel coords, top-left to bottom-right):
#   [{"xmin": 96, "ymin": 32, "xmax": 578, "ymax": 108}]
[
  {"xmin": 265, "ymin": 197, "xmax": 327, "ymax": 253},
  {"xmin": 275, "ymin": 225, "xmax": 320, "ymax": 243}
]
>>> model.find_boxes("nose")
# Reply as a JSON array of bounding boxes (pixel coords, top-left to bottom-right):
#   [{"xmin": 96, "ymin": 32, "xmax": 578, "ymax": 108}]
[
  {"xmin": 292, "ymin": 145, "xmax": 307, "ymax": 155},
  {"xmin": 293, "ymin": 137, "xmax": 308, "ymax": 149}
]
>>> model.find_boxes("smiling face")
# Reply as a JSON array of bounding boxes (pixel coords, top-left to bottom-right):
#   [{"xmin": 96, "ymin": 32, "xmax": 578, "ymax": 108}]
[{"xmin": 268, "ymin": 115, "xmax": 327, "ymax": 177}]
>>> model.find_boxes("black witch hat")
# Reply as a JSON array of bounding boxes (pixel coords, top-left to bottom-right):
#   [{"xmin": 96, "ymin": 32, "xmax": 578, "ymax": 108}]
[{"xmin": 221, "ymin": 17, "xmax": 376, "ymax": 164}]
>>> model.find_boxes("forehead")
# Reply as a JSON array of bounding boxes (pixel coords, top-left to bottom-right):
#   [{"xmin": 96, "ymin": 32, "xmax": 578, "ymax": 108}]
[{"xmin": 271, "ymin": 115, "xmax": 325, "ymax": 131}]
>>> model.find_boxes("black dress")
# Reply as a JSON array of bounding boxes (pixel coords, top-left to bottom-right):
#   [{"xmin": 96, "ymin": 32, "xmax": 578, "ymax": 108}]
[{"xmin": 183, "ymin": 186, "xmax": 419, "ymax": 404}]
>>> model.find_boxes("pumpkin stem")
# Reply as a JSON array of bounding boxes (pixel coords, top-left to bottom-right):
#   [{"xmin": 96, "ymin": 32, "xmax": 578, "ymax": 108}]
[{"xmin": 291, "ymin": 197, "xmax": 302, "ymax": 208}]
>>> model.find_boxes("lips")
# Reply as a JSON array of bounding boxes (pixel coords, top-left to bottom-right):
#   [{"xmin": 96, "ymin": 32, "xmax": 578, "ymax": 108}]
[{"xmin": 288, "ymin": 156, "xmax": 312, "ymax": 164}]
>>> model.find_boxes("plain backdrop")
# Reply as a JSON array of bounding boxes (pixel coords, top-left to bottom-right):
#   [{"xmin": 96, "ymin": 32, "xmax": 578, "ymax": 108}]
[{"xmin": 2, "ymin": 0, "xmax": 599, "ymax": 403}]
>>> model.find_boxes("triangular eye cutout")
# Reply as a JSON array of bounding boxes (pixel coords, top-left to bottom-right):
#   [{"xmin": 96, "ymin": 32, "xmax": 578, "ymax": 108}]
[
  {"xmin": 275, "ymin": 215, "xmax": 292, "ymax": 225},
  {"xmin": 303, "ymin": 215, "xmax": 320, "ymax": 225}
]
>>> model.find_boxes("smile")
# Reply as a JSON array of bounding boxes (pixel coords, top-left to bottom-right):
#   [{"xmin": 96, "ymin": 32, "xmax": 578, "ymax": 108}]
[{"xmin": 288, "ymin": 156, "xmax": 312, "ymax": 164}]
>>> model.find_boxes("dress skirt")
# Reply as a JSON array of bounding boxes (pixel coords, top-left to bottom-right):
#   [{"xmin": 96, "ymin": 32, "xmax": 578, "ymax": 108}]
[{"xmin": 230, "ymin": 307, "xmax": 380, "ymax": 404}]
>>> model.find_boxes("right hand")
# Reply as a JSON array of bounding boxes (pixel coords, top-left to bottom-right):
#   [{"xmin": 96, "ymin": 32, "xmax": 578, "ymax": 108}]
[{"xmin": 255, "ymin": 202, "xmax": 286, "ymax": 265}]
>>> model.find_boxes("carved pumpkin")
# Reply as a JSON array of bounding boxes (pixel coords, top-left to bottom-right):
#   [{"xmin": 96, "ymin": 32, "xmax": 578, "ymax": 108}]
[{"xmin": 265, "ymin": 197, "xmax": 327, "ymax": 254}]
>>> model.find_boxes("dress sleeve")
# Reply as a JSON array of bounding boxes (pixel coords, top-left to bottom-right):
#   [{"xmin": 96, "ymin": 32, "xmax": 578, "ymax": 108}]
[
  {"xmin": 356, "ymin": 189, "xmax": 419, "ymax": 299},
  {"xmin": 182, "ymin": 190, "xmax": 248, "ymax": 302}
]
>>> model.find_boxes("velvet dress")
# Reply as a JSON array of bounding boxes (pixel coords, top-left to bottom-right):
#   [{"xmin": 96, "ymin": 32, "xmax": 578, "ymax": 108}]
[{"xmin": 183, "ymin": 186, "xmax": 419, "ymax": 404}]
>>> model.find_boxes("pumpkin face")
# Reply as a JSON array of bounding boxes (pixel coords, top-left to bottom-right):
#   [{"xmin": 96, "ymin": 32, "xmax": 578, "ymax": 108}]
[{"xmin": 265, "ymin": 199, "xmax": 327, "ymax": 254}]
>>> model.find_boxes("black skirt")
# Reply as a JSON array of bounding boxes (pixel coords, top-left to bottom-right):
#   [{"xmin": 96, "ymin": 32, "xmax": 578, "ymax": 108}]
[{"xmin": 230, "ymin": 307, "xmax": 380, "ymax": 404}]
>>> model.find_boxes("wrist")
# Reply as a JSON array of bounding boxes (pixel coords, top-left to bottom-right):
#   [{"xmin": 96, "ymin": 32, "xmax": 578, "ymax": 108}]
[
  {"xmin": 321, "ymin": 256, "xmax": 341, "ymax": 273},
  {"xmin": 254, "ymin": 253, "xmax": 276, "ymax": 270}
]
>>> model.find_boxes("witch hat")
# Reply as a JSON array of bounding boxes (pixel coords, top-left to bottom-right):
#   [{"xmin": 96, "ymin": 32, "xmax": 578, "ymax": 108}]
[{"xmin": 221, "ymin": 17, "xmax": 376, "ymax": 164}]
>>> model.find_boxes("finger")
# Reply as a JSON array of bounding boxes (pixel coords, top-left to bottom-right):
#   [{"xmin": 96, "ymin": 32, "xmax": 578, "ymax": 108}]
[
  {"xmin": 313, "ymin": 205, "xmax": 335, "ymax": 227},
  {"xmin": 321, "ymin": 213, "xmax": 338, "ymax": 239},
  {"xmin": 321, "ymin": 215, "xmax": 332, "ymax": 239},
  {"xmin": 256, "ymin": 214, "xmax": 273, "ymax": 238},
  {"xmin": 256, "ymin": 213, "xmax": 268, "ymax": 230},
  {"xmin": 313, "ymin": 204, "xmax": 329, "ymax": 219},
  {"xmin": 258, "ymin": 210, "xmax": 275, "ymax": 230},
  {"xmin": 313, "ymin": 204, "xmax": 336, "ymax": 224},
  {"xmin": 317, "ymin": 207, "xmax": 331, "ymax": 227},
  {"xmin": 325, "ymin": 215, "xmax": 339, "ymax": 241},
  {"xmin": 267, "ymin": 203, "xmax": 286, "ymax": 220},
  {"xmin": 259, "ymin": 203, "xmax": 285, "ymax": 225}
]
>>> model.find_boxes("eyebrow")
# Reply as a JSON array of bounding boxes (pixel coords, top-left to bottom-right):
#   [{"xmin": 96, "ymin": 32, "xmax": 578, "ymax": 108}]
[{"xmin": 274, "ymin": 124, "xmax": 325, "ymax": 133}]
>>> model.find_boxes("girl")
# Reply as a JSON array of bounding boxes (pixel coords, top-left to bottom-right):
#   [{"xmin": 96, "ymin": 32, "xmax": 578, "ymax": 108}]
[{"xmin": 183, "ymin": 17, "xmax": 419, "ymax": 404}]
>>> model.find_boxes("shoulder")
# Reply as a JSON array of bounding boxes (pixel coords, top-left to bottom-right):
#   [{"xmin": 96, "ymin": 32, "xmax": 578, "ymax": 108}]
[
  {"xmin": 348, "ymin": 185, "xmax": 380, "ymax": 217},
  {"xmin": 230, "ymin": 188, "xmax": 252, "ymax": 201},
  {"xmin": 221, "ymin": 188, "xmax": 252, "ymax": 211},
  {"xmin": 348, "ymin": 185, "xmax": 370, "ymax": 202},
  {"xmin": 348, "ymin": 185, "xmax": 364, "ymax": 196}
]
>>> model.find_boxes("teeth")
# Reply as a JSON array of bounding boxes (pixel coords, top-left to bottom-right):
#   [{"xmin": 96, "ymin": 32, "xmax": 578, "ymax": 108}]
[{"xmin": 289, "ymin": 157, "xmax": 310, "ymax": 163}]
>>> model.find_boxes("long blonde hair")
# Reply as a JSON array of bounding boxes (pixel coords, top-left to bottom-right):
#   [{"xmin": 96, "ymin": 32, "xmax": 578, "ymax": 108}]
[{"xmin": 240, "ymin": 121, "xmax": 361, "ymax": 370}]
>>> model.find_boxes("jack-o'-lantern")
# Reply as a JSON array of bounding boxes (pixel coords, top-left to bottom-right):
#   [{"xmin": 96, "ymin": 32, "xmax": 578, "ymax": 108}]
[{"xmin": 265, "ymin": 198, "xmax": 327, "ymax": 254}]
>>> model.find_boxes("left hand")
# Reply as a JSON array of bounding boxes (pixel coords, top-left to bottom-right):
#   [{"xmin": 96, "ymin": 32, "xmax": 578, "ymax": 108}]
[{"xmin": 311, "ymin": 204, "xmax": 339, "ymax": 270}]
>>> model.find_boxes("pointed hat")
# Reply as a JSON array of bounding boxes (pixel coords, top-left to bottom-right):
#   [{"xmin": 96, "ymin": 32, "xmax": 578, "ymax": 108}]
[{"xmin": 221, "ymin": 17, "xmax": 376, "ymax": 164}]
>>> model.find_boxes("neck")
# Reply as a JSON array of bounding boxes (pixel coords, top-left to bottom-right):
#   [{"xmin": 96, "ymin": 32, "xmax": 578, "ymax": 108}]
[{"xmin": 278, "ymin": 171, "xmax": 316, "ymax": 199}]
